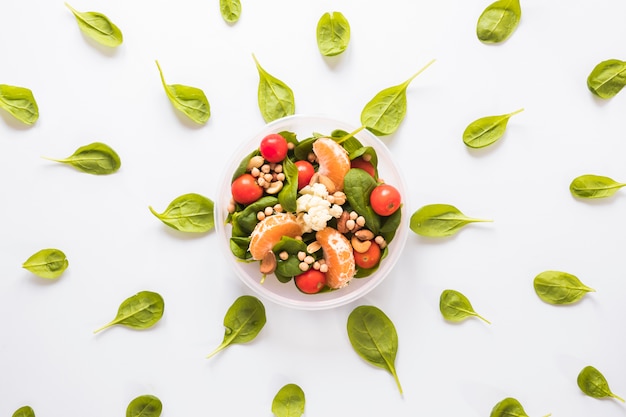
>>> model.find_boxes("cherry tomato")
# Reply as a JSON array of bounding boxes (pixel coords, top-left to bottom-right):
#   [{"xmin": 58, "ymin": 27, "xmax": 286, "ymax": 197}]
[
  {"xmin": 259, "ymin": 133, "xmax": 289, "ymax": 163},
  {"xmin": 351, "ymin": 156, "xmax": 376, "ymax": 177},
  {"xmin": 294, "ymin": 160, "xmax": 315, "ymax": 190},
  {"xmin": 294, "ymin": 269, "xmax": 327, "ymax": 294},
  {"xmin": 354, "ymin": 242, "xmax": 381, "ymax": 269},
  {"xmin": 231, "ymin": 173, "xmax": 263, "ymax": 205},
  {"xmin": 370, "ymin": 183, "xmax": 401, "ymax": 216}
]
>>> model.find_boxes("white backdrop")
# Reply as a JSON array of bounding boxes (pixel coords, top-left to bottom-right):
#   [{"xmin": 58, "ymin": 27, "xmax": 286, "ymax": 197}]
[{"xmin": 1, "ymin": 0, "xmax": 626, "ymax": 416}]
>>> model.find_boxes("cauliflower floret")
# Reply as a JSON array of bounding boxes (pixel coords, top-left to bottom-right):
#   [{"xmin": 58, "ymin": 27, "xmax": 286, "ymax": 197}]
[{"xmin": 296, "ymin": 183, "xmax": 343, "ymax": 233}]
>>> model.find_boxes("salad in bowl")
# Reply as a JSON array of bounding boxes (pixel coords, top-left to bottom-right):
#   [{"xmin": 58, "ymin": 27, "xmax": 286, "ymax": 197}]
[{"xmin": 215, "ymin": 115, "xmax": 408, "ymax": 310}]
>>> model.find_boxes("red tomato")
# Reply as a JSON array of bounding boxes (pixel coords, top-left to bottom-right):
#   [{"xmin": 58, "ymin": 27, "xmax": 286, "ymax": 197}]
[
  {"xmin": 231, "ymin": 173, "xmax": 263, "ymax": 205},
  {"xmin": 351, "ymin": 156, "xmax": 376, "ymax": 177},
  {"xmin": 354, "ymin": 243, "xmax": 381, "ymax": 269},
  {"xmin": 370, "ymin": 184, "xmax": 401, "ymax": 216},
  {"xmin": 294, "ymin": 160, "xmax": 315, "ymax": 190},
  {"xmin": 259, "ymin": 133, "xmax": 289, "ymax": 163},
  {"xmin": 295, "ymin": 269, "xmax": 327, "ymax": 294}
]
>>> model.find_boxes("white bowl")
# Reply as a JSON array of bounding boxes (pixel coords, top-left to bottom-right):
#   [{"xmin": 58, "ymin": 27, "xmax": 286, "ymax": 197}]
[{"xmin": 215, "ymin": 114, "xmax": 409, "ymax": 310}]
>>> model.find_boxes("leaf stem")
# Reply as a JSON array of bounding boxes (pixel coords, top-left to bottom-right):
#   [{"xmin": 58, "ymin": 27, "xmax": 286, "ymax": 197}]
[
  {"xmin": 206, "ymin": 341, "xmax": 228, "ymax": 359},
  {"xmin": 336, "ymin": 125, "xmax": 366, "ymax": 144},
  {"xmin": 93, "ymin": 321, "xmax": 114, "ymax": 334},
  {"xmin": 474, "ymin": 313, "xmax": 491, "ymax": 324},
  {"xmin": 611, "ymin": 392, "xmax": 625, "ymax": 402},
  {"xmin": 508, "ymin": 108, "xmax": 525, "ymax": 117},
  {"xmin": 391, "ymin": 368, "xmax": 403, "ymax": 395},
  {"xmin": 404, "ymin": 59, "xmax": 436, "ymax": 86}
]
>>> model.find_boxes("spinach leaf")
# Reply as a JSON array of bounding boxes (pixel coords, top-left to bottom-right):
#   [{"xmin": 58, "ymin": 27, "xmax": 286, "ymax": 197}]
[
  {"xmin": 12, "ymin": 406, "xmax": 35, "ymax": 417},
  {"xmin": 232, "ymin": 148, "xmax": 261, "ymax": 182},
  {"xmin": 316, "ymin": 11, "xmax": 350, "ymax": 57},
  {"xmin": 440, "ymin": 289, "xmax": 490, "ymax": 324},
  {"xmin": 347, "ymin": 305, "xmax": 402, "ymax": 394},
  {"xmin": 587, "ymin": 59, "xmax": 626, "ymax": 99},
  {"xmin": 149, "ymin": 193, "xmax": 214, "ymax": 233},
  {"xmin": 94, "ymin": 291, "xmax": 164, "ymax": 334},
  {"xmin": 207, "ymin": 295, "xmax": 266, "ymax": 359},
  {"xmin": 343, "ymin": 169, "xmax": 381, "ymax": 234},
  {"xmin": 463, "ymin": 108, "xmax": 523, "ymax": 148},
  {"xmin": 533, "ymin": 271, "xmax": 595, "ymax": 305},
  {"xmin": 476, "ymin": 0, "xmax": 521, "ymax": 44},
  {"xmin": 489, "ymin": 397, "xmax": 530, "ymax": 417},
  {"xmin": 410, "ymin": 204, "xmax": 491, "ymax": 237},
  {"xmin": 577, "ymin": 365, "xmax": 624, "ymax": 402},
  {"xmin": 278, "ymin": 157, "xmax": 298, "ymax": 212},
  {"xmin": 43, "ymin": 142, "xmax": 121, "ymax": 175},
  {"xmin": 0, "ymin": 84, "xmax": 39, "ymax": 125},
  {"xmin": 253, "ymin": 54, "xmax": 295, "ymax": 123},
  {"xmin": 360, "ymin": 59, "xmax": 435, "ymax": 136},
  {"xmin": 379, "ymin": 207, "xmax": 402, "ymax": 243},
  {"xmin": 64, "ymin": 2, "xmax": 123, "ymax": 47},
  {"xmin": 22, "ymin": 248, "xmax": 68, "ymax": 279},
  {"xmin": 220, "ymin": 0, "xmax": 241, "ymax": 24},
  {"xmin": 271, "ymin": 383, "xmax": 305, "ymax": 417},
  {"xmin": 126, "ymin": 395, "xmax": 162, "ymax": 417},
  {"xmin": 155, "ymin": 60, "xmax": 210, "ymax": 124},
  {"xmin": 231, "ymin": 196, "xmax": 279, "ymax": 236},
  {"xmin": 230, "ymin": 236, "xmax": 252, "ymax": 260},
  {"xmin": 569, "ymin": 174, "xmax": 626, "ymax": 199}
]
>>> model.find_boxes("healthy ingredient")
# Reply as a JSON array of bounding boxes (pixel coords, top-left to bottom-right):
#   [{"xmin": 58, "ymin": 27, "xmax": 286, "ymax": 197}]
[
  {"xmin": 207, "ymin": 295, "xmax": 266, "ymax": 359},
  {"xmin": 294, "ymin": 269, "xmax": 327, "ymax": 294},
  {"xmin": 64, "ymin": 2, "xmax": 123, "ymax": 47},
  {"xmin": 313, "ymin": 136, "xmax": 351, "ymax": 190},
  {"xmin": 294, "ymin": 160, "xmax": 315, "ymax": 190},
  {"xmin": 0, "ymin": 84, "xmax": 39, "ymax": 125},
  {"xmin": 155, "ymin": 60, "xmax": 210, "ymax": 124},
  {"xmin": 370, "ymin": 184, "xmax": 401, "ymax": 216},
  {"xmin": 587, "ymin": 59, "xmax": 626, "ymax": 99},
  {"xmin": 126, "ymin": 395, "xmax": 162, "ymax": 417},
  {"xmin": 253, "ymin": 54, "xmax": 295, "ymax": 123},
  {"xmin": 533, "ymin": 271, "xmax": 595, "ymax": 305},
  {"xmin": 569, "ymin": 174, "xmax": 626, "ymax": 199},
  {"xmin": 260, "ymin": 133, "xmax": 289, "ymax": 163},
  {"xmin": 43, "ymin": 142, "xmax": 121, "ymax": 175},
  {"xmin": 489, "ymin": 397, "xmax": 549, "ymax": 417},
  {"xmin": 316, "ymin": 11, "xmax": 350, "ymax": 57},
  {"xmin": 149, "ymin": 193, "xmax": 214, "ymax": 233},
  {"xmin": 353, "ymin": 240, "xmax": 381, "ymax": 269},
  {"xmin": 347, "ymin": 305, "xmax": 402, "ymax": 394},
  {"xmin": 476, "ymin": 0, "xmax": 521, "ymax": 44},
  {"xmin": 220, "ymin": 0, "xmax": 241, "ymax": 24},
  {"xmin": 316, "ymin": 226, "xmax": 355, "ymax": 289},
  {"xmin": 232, "ymin": 173, "xmax": 265, "ymax": 205},
  {"xmin": 440, "ymin": 289, "xmax": 490, "ymax": 324},
  {"xmin": 12, "ymin": 406, "xmax": 35, "ymax": 417},
  {"xmin": 351, "ymin": 156, "xmax": 376, "ymax": 177},
  {"xmin": 462, "ymin": 108, "xmax": 524, "ymax": 148},
  {"xmin": 410, "ymin": 204, "xmax": 491, "ymax": 237},
  {"xmin": 577, "ymin": 365, "xmax": 624, "ymax": 402},
  {"xmin": 360, "ymin": 59, "xmax": 435, "ymax": 136},
  {"xmin": 22, "ymin": 248, "xmax": 68, "ymax": 279},
  {"xmin": 94, "ymin": 291, "xmax": 164, "ymax": 334},
  {"xmin": 271, "ymin": 383, "xmax": 305, "ymax": 417},
  {"xmin": 248, "ymin": 212, "xmax": 302, "ymax": 260}
]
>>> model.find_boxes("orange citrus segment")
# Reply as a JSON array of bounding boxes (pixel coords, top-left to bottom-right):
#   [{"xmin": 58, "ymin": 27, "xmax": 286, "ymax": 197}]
[
  {"xmin": 316, "ymin": 226, "xmax": 355, "ymax": 289},
  {"xmin": 313, "ymin": 137, "xmax": 351, "ymax": 191},
  {"xmin": 249, "ymin": 213, "xmax": 302, "ymax": 260}
]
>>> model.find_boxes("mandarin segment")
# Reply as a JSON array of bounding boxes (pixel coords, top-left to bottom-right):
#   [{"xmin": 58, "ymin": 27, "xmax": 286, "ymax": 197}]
[
  {"xmin": 316, "ymin": 226, "xmax": 356, "ymax": 289},
  {"xmin": 313, "ymin": 137, "xmax": 351, "ymax": 191},
  {"xmin": 248, "ymin": 213, "xmax": 302, "ymax": 260}
]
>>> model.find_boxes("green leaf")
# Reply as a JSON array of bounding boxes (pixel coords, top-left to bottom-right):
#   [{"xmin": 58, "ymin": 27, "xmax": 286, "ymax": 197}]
[
  {"xmin": 533, "ymin": 271, "xmax": 595, "ymax": 305},
  {"xmin": 126, "ymin": 395, "xmax": 162, "ymax": 417},
  {"xmin": 43, "ymin": 142, "xmax": 121, "ymax": 175},
  {"xmin": 410, "ymin": 204, "xmax": 492, "ymax": 237},
  {"xmin": 360, "ymin": 59, "xmax": 435, "ymax": 136},
  {"xmin": 490, "ymin": 397, "xmax": 529, "ymax": 417},
  {"xmin": 277, "ymin": 157, "xmax": 298, "ymax": 212},
  {"xmin": 94, "ymin": 291, "xmax": 164, "ymax": 333},
  {"xmin": 476, "ymin": 0, "xmax": 521, "ymax": 44},
  {"xmin": 577, "ymin": 365, "xmax": 625, "ymax": 402},
  {"xmin": 22, "ymin": 248, "xmax": 68, "ymax": 279},
  {"xmin": 65, "ymin": 2, "xmax": 123, "ymax": 48},
  {"xmin": 569, "ymin": 174, "xmax": 626, "ymax": 199},
  {"xmin": 271, "ymin": 383, "xmax": 305, "ymax": 417},
  {"xmin": 343, "ymin": 168, "xmax": 381, "ymax": 234},
  {"xmin": 220, "ymin": 0, "xmax": 241, "ymax": 23},
  {"xmin": 347, "ymin": 305, "xmax": 402, "ymax": 394},
  {"xmin": 316, "ymin": 11, "xmax": 350, "ymax": 57},
  {"xmin": 253, "ymin": 54, "xmax": 295, "ymax": 123},
  {"xmin": 440, "ymin": 289, "xmax": 490, "ymax": 324},
  {"xmin": 207, "ymin": 295, "xmax": 266, "ymax": 359},
  {"xmin": 12, "ymin": 406, "xmax": 35, "ymax": 417},
  {"xmin": 155, "ymin": 60, "xmax": 210, "ymax": 124},
  {"xmin": 463, "ymin": 108, "xmax": 523, "ymax": 148},
  {"xmin": 0, "ymin": 84, "xmax": 39, "ymax": 125},
  {"xmin": 587, "ymin": 59, "xmax": 626, "ymax": 99},
  {"xmin": 149, "ymin": 193, "xmax": 215, "ymax": 233}
]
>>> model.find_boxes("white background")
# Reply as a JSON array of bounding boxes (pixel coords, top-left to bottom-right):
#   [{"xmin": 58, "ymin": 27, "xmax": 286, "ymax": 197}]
[{"xmin": 1, "ymin": 0, "xmax": 626, "ymax": 416}]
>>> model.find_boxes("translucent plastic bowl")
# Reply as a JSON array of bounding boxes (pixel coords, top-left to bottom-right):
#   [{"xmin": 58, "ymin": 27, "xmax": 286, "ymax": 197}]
[{"xmin": 215, "ymin": 114, "xmax": 409, "ymax": 310}]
